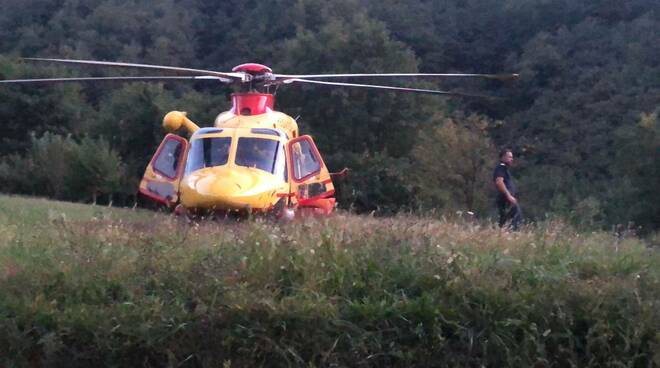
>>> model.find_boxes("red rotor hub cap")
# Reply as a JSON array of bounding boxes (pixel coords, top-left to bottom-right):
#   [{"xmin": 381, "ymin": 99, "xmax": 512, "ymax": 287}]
[{"xmin": 232, "ymin": 63, "xmax": 272, "ymax": 74}]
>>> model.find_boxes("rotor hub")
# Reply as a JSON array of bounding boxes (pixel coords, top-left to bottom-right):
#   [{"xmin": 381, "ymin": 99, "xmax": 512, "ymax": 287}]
[
  {"xmin": 232, "ymin": 63, "xmax": 276, "ymax": 93},
  {"xmin": 232, "ymin": 63, "xmax": 275, "ymax": 86}
]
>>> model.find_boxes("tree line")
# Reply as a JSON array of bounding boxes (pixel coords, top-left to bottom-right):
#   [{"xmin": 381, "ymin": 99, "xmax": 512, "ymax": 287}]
[{"xmin": 0, "ymin": 0, "xmax": 657, "ymax": 231}]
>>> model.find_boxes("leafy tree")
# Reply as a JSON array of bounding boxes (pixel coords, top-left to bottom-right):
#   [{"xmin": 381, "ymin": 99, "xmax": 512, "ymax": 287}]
[
  {"xmin": 609, "ymin": 109, "xmax": 660, "ymax": 232},
  {"xmin": 410, "ymin": 112, "xmax": 497, "ymax": 214},
  {"xmin": 0, "ymin": 57, "xmax": 94, "ymax": 154},
  {"xmin": 193, "ymin": 0, "xmax": 299, "ymax": 69},
  {"xmin": 68, "ymin": 136, "xmax": 124, "ymax": 204},
  {"xmin": 0, "ymin": 133, "xmax": 76, "ymax": 198}
]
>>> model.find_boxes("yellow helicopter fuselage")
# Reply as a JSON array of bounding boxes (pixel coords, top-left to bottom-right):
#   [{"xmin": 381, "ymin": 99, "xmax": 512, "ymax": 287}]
[{"xmin": 138, "ymin": 93, "xmax": 335, "ymax": 216}]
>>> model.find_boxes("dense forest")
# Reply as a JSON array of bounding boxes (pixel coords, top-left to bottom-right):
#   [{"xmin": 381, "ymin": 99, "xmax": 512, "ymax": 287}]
[{"xmin": 0, "ymin": 0, "xmax": 657, "ymax": 231}]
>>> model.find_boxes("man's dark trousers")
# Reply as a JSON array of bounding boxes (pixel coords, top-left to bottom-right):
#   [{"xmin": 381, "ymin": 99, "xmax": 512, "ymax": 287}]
[{"xmin": 497, "ymin": 198, "xmax": 522, "ymax": 231}]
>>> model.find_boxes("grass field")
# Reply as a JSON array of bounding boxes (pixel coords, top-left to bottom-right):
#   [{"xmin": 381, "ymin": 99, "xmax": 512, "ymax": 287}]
[{"xmin": 0, "ymin": 195, "xmax": 658, "ymax": 367}]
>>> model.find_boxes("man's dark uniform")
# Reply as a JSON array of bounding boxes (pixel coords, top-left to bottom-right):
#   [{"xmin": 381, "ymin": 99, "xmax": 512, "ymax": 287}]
[{"xmin": 493, "ymin": 162, "xmax": 522, "ymax": 230}]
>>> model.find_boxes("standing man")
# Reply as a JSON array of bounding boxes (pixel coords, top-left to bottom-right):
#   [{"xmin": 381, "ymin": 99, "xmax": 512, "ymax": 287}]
[{"xmin": 493, "ymin": 148, "xmax": 522, "ymax": 230}]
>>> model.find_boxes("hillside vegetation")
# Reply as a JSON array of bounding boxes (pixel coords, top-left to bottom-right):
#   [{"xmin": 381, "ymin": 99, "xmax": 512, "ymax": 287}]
[
  {"xmin": 0, "ymin": 0, "xmax": 658, "ymax": 230},
  {"xmin": 1, "ymin": 195, "xmax": 658, "ymax": 367}
]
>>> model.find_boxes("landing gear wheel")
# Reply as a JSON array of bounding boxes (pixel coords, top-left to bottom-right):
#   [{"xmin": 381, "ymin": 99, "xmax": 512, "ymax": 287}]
[
  {"xmin": 174, "ymin": 204, "xmax": 197, "ymax": 223},
  {"xmin": 270, "ymin": 198, "xmax": 295, "ymax": 222}
]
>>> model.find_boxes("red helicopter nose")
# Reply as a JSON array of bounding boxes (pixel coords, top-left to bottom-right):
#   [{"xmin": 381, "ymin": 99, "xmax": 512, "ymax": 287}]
[{"xmin": 232, "ymin": 63, "xmax": 272, "ymax": 74}]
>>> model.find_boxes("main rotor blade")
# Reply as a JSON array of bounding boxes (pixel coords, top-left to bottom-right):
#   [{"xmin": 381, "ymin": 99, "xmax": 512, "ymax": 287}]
[
  {"xmin": 24, "ymin": 57, "xmax": 245, "ymax": 81},
  {"xmin": 284, "ymin": 78, "xmax": 494, "ymax": 98},
  {"xmin": 0, "ymin": 76, "xmax": 232, "ymax": 84},
  {"xmin": 275, "ymin": 72, "xmax": 519, "ymax": 81}
]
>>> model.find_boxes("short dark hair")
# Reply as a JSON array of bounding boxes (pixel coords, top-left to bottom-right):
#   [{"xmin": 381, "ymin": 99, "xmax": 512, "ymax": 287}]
[{"xmin": 499, "ymin": 148, "xmax": 512, "ymax": 158}]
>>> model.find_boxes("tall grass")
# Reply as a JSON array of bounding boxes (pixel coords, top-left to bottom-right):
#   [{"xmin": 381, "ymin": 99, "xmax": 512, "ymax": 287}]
[{"xmin": 0, "ymin": 195, "xmax": 658, "ymax": 367}]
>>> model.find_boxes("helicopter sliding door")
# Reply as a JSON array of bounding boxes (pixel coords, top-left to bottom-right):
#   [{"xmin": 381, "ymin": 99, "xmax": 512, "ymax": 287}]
[
  {"xmin": 285, "ymin": 135, "xmax": 335, "ymax": 215},
  {"xmin": 138, "ymin": 134, "xmax": 188, "ymax": 208}
]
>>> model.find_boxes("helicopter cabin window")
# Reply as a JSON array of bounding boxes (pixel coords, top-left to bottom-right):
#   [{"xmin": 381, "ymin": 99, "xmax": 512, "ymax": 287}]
[
  {"xmin": 291, "ymin": 139, "xmax": 321, "ymax": 181},
  {"xmin": 153, "ymin": 138, "xmax": 184, "ymax": 179},
  {"xmin": 235, "ymin": 137, "xmax": 286, "ymax": 179},
  {"xmin": 185, "ymin": 137, "xmax": 232, "ymax": 174}
]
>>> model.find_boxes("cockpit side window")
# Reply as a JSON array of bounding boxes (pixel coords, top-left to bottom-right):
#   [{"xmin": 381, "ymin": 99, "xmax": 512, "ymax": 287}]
[
  {"xmin": 291, "ymin": 139, "xmax": 321, "ymax": 181},
  {"xmin": 185, "ymin": 137, "xmax": 232, "ymax": 174},
  {"xmin": 153, "ymin": 138, "xmax": 184, "ymax": 179}
]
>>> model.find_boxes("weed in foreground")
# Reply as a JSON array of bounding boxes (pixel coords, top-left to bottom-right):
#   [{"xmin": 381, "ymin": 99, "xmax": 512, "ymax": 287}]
[{"xmin": 0, "ymin": 195, "xmax": 658, "ymax": 367}]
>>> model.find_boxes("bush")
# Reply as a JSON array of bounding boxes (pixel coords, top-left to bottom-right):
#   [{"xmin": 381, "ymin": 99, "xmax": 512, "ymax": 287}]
[{"xmin": 0, "ymin": 133, "xmax": 126, "ymax": 203}]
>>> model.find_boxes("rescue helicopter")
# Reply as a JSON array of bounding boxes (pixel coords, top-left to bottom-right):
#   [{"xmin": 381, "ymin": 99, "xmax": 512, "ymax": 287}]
[{"xmin": 0, "ymin": 58, "xmax": 518, "ymax": 218}]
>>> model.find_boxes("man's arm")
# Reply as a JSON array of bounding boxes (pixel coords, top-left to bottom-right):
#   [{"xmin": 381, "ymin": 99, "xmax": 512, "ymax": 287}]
[{"xmin": 495, "ymin": 177, "xmax": 517, "ymax": 205}]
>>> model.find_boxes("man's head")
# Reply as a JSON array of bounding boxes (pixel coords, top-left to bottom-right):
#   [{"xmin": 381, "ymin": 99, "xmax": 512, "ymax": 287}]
[{"xmin": 499, "ymin": 148, "xmax": 513, "ymax": 166}]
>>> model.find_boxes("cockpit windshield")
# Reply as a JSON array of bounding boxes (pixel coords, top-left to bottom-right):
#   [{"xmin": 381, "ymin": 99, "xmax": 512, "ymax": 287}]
[
  {"xmin": 185, "ymin": 137, "xmax": 231, "ymax": 175},
  {"xmin": 235, "ymin": 137, "xmax": 286, "ymax": 180},
  {"xmin": 184, "ymin": 136, "xmax": 286, "ymax": 181}
]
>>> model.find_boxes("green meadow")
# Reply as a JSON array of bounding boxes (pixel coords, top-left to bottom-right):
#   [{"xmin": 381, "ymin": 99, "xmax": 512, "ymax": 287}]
[{"xmin": 0, "ymin": 195, "xmax": 658, "ymax": 367}]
